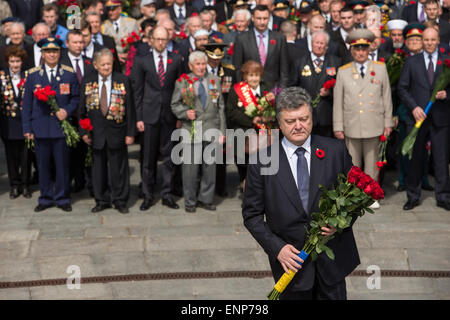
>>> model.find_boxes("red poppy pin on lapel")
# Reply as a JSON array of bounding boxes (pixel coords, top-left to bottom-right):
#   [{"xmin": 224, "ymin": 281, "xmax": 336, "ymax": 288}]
[
  {"xmin": 270, "ymin": 39, "xmax": 276, "ymax": 45},
  {"xmin": 168, "ymin": 58, "xmax": 173, "ymax": 64},
  {"xmin": 316, "ymin": 148, "xmax": 325, "ymax": 159}
]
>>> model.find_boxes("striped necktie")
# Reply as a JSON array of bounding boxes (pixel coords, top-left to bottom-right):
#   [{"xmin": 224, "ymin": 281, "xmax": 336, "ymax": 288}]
[{"xmin": 158, "ymin": 54, "xmax": 165, "ymax": 87}]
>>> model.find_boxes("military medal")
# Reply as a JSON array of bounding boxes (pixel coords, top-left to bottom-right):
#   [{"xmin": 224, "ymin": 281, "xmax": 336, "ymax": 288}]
[
  {"xmin": 301, "ymin": 65, "xmax": 312, "ymax": 77},
  {"xmin": 315, "ymin": 67, "xmax": 322, "ymax": 74},
  {"xmin": 60, "ymin": 83, "xmax": 70, "ymax": 95},
  {"xmin": 326, "ymin": 67, "xmax": 336, "ymax": 76},
  {"xmin": 237, "ymin": 101, "xmax": 243, "ymax": 107},
  {"xmin": 56, "ymin": 76, "xmax": 60, "ymax": 81}
]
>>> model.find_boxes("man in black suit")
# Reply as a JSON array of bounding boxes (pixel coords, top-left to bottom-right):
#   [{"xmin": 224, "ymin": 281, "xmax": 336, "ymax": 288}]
[
  {"xmin": 367, "ymin": 26, "xmax": 392, "ymax": 62},
  {"xmin": 169, "ymin": 0, "xmax": 197, "ymax": 30},
  {"xmin": 397, "ymin": 27, "xmax": 450, "ymax": 211},
  {"xmin": 330, "ymin": 4, "xmax": 355, "ymax": 64},
  {"xmin": 281, "ymin": 20, "xmax": 307, "ymax": 66},
  {"xmin": 424, "ymin": 0, "xmax": 450, "ymax": 45},
  {"xmin": 233, "ymin": 5, "xmax": 289, "ymax": 87},
  {"xmin": 256, "ymin": 0, "xmax": 285, "ymax": 31},
  {"xmin": 402, "ymin": 0, "xmax": 428, "ymax": 23},
  {"xmin": 80, "ymin": 19, "xmax": 105, "ymax": 60},
  {"xmin": 79, "ymin": 48, "xmax": 136, "ymax": 214},
  {"xmin": 132, "ymin": 26, "xmax": 184, "ymax": 210},
  {"xmin": 290, "ymin": 30, "xmax": 340, "ymax": 138},
  {"xmin": 242, "ymin": 87, "xmax": 359, "ymax": 300},
  {"xmin": 177, "ymin": 15, "xmax": 203, "ymax": 62},
  {"xmin": 29, "ymin": 22, "xmax": 50, "ymax": 68},
  {"xmin": 8, "ymin": 0, "xmax": 43, "ymax": 31}
]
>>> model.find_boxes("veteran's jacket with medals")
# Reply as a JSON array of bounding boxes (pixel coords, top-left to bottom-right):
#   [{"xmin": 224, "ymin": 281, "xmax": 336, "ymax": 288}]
[
  {"xmin": 79, "ymin": 71, "xmax": 136, "ymax": 150},
  {"xmin": 333, "ymin": 60, "xmax": 394, "ymax": 139},
  {"xmin": 0, "ymin": 69, "xmax": 27, "ymax": 140},
  {"xmin": 22, "ymin": 65, "xmax": 80, "ymax": 139},
  {"xmin": 289, "ymin": 53, "xmax": 341, "ymax": 128}
]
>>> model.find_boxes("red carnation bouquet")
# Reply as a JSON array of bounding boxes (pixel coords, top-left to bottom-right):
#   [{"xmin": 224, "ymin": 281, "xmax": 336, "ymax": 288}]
[
  {"xmin": 79, "ymin": 118, "xmax": 93, "ymax": 167},
  {"xmin": 268, "ymin": 166, "xmax": 383, "ymax": 300},
  {"xmin": 34, "ymin": 85, "xmax": 79, "ymax": 147},
  {"xmin": 120, "ymin": 31, "xmax": 141, "ymax": 50},
  {"xmin": 311, "ymin": 78, "xmax": 336, "ymax": 108}
]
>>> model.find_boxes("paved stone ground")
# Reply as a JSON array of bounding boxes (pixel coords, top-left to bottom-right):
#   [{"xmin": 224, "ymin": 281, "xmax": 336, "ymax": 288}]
[{"xmin": 0, "ymin": 144, "xmax": 449, "ymax": 300}]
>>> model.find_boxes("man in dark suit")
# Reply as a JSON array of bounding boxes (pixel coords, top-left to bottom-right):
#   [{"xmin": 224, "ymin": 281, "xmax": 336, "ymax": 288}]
[
  {"xmin": 242, "ymin": 87, "xmax": 359, "ymax": 300},
  {"xmin": 255, "ymin": 0, "xmax": 285, "ymax": 31},
  {"xmin": 8, "ymin": 0, "xmax": 43, "ymax": 31},
  {"xmin": 233, "ymin": 5, "xmax": 289, "ymax": 87},
  {"xmin": 281, "ymin": 20, "xmax": 308, "ymax": 66},
  {"xmin": 290, "ymin": 31, "xmax": 340, "ymax": 138},
  {"xmin": 424, "ymin": 0, "xmax": 450, "ymax": 45},
  {"xmin": 22, "ymin": 37, "xmax": 79, "ymax": 212},
  {"xmin": 367, "ymin": 26, "xmax": 392, "ymax": 62},
  {"xmin": 169, "ymin": 0, "xmax": 197, "ymax": 30},
  {"xmin": 177, "ymin": 15, "xmax": 203, "ymax": 63},
  {"xmin": 132, "ymin": 26, "xmax": 183, "ymax": 210},
  {"xmin": 402, "ymin": 0, "xmax": 428, "ymax": 23},
  {"xmin": 0, "ymin": 21, "xmax": 33, "ymax": 70},
  {"xmin": 397, "ymin": 27, "xmax": 450, "ymax": 211},
  {"xmin": 79, "ymin": 48, "xmax": 136, "ymax": 214},
  {"xmin": 85, "ymin": 11, "xmax": 119, "ymax": 56},
  {"xmin": 330, "ymin": 4, "xmax": 355, "ymax": 64}
]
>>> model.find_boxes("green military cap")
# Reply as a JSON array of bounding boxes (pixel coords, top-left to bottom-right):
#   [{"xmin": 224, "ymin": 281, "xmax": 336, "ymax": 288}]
[
  {"xmin": 403, "ymin": 23, "xmax": 425, "ymax": 39},
  {"xmin": 204, "ymin": 43, "xmax": 228, "ymax": 59},
  {"xmin": 37, "ymin": 37, "xmax": 63, "ymax": 50}
]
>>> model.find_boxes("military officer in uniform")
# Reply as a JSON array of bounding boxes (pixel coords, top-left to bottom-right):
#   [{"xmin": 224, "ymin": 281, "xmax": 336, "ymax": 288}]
[
  {"xmin": 204, "ymin": 42, "xmax": 235, "ymax": 197},
  {"xmin": 333, "ymin": 29, "xmax": 393, "ymax": 209},
  {"xmin": 22, "ymin": 37, "xmax": 80, "ymax": 212},
  {"xmin": 101, "ymin": 0, "xmax": 140, "ymax": 65}
]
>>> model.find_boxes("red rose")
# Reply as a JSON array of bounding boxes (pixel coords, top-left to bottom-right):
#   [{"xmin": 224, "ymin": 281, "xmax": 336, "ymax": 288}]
[
  {"xmin": 323, "ymin": 79, "xmax": 336, "ymax": 90},
  {"xmin": 440, "ymin": 47, "xmax": 446, "ymax": 54},
  {"xmin": 356, "ymin": 173, "xmax": 373, "ymax": 190},
  {"xmin": 85, "ymin": 59, "xmax": 91, "ymax": 65},
  {"xmin": 17, "ymin": 78, "xmax": 26, "ymax": 89},
  {"xmin": 233, "ymin": 24, "xmax": 237, "ymax": 30},
  {"xmin": 363, "ymin": 181, "xmax": 377, "ymax": 195},
  {"xmin": 437, "ymin": 60, "xmax": 442, "ymax": 66},
  {"xmin": 193, "ymin": 77, "xmax": 199, "ymax": 82},
  {"xmin": 210, "ymin": 79, "xmax": 215, "ymax": 85},
  {"xmin": 371, "ymin": 184, "xmax": 385, "ymax": 200},
  {"xmin": 380, "ymin": 38, "xmax": 386, "ymax": 44},
  {"xmin": 347, "ymin": 166, "xmax": 363, "ymax": 184},
  {"xmin": 370, "ymin": 71, "xmax": 376, "ymax": 76},
  {"xmin": 79, "ymin": 118, "xmax": 93, "ymax": 131},
  {"xmin": 379, "ymin": 57, "xmax": 385, "ymax": 62},
  {"xmin": 110, "ymin": 48, "xmax": 115, "ymax": 54},
  {"xmin": 168, "ymin": 58, "xmax": 173, "ymax": 64},
  {"xmin": 379, "ymin": 134, "xmax": 387, "ymax": 142},
  {"xmin": 227, "ymin": 43, "xmax": 234, "ymax": 55},
  {"xmin": 376, "ymin": 161, "xmax": 384, "ymax": 169},
  {"xmin": 27, "ymin": 28, "xmax": 32, "ymax": 36},
  {"xmin": 316, "ymin": 148, "xmax": 325, "ymax": 159},
  {"xmin": 273, "ymin": 24, "xmax": 278, "ymax": 30},
  {"xmin": 270, "ymin": 39, "xmax": 276, "ymax": 45}
]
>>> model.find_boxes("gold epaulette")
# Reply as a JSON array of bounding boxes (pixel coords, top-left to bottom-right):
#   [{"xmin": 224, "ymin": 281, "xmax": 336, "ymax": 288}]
[
  {"xmin": 339, "ymin": 62, "xmax": 352, "ymax": 70},
  {"xmin": 221, "ymin": 63, "xmax": 235, "ymax": 71},
  {"xmin": 373, "ymin": 60, "xmax": 385, "ymax": 65},
  {"xmin": 28, "ymin": 66, "xmax": 41, "ymax": 74},
  {"xmin": 61, "ymin": 64, "xmax": 74, "ymax": 73}
]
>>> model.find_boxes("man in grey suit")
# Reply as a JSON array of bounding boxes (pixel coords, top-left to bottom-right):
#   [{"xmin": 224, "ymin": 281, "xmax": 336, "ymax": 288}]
[{"xmin": 171, "ymin": 51, "xmax": 226, "ymax": 213}]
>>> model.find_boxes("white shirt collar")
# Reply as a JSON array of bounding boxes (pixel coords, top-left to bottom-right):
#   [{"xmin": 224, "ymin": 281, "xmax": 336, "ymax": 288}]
[
  {"xmin": 282, "ymin": 135, "xmax": 311, "ymax": 160},
  {"xmin": 45, "ymin": 64, "xmax": 58, "ymax": 74},
  {"xmin": 98, "ymin": 73, "xmax": 112, "ymax": 83},
  {"xmin": 68, "ymin": 51, "xmax": 82, "ymax": 61},
  {"xmin": 112, "ymin": 16, "xmax": 122, "ymax": 25},
  {"xmin": 355, "ymin": 60, "xmax": 369, "ymax": 72},
  {"xmin": 311, "ymin": 52, "xmax": 324, "ymax": 62},
  {"xmin": 251, "ymin": 85, "xmax": 261, "ymax": 97}
]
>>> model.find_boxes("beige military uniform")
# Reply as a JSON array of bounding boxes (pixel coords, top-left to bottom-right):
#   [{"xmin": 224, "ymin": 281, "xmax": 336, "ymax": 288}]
[
  {"xmin": 333, "ymin": 60, "xmax": 393, "ymax": 179},
  {"xmin": 101, "ymin": 16, "xmax": 139, "ymax": 54}
]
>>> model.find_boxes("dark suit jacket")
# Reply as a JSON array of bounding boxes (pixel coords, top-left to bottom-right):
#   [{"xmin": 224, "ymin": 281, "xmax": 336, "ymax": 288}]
[
  {"xmin": 78, "ymin": 71, "xmax": 136, "ymax": 150},
  {"xmin": 131, "ymin": 51, "xmax": 183, "ymax": 126},
  {"xmin": 0, "ymin": 69, "xmax": 26, "ymax": 140},
  {"xmin": 59, "ymin": 49, "xmax": 96, "ymax": 81},
  {"xmin": 439, "ymin": 19, "xmax": 450, "ymax": 45},
  {"xmin": 397, "ymin": 52, "xmax": 450, "ymax": 127},
  {"xmin": 289, "ymin": 53, "xmax": 341, "ymax": 127},
  {"xmin": 8, "ymin": 0, "xmax": 43, "ymax": 31},
  {"xmin": 225, "ymin": 81, "xmax": 271, "ymax": 130},
  {"xmin": 169, "ymin": 4, "xmax": 197, "ymax": 29},
  {"xmin": 401, "ymin": 3, "xmax": 420, "ymax": 23},
  {"xmin": 242, "ymin": 135, "xmax": 360, "ymax": 291},
  {"xmin": 213, "ymin": 0, "xmax": 233, "ymax": 24},
  {"xmin": 287, "ymin": 42, "xmax": 307, "ymax": 67},
  {"xmin": 233, "ymin": 29, "xmax": 289, "ymax": 87},
  {"xmin": 22, "ymin": 64, "xmax": 80, "ymax": 138},
  {"xmin": 330, "ymin": 28, "xmax": 352, "ymax": 64}
]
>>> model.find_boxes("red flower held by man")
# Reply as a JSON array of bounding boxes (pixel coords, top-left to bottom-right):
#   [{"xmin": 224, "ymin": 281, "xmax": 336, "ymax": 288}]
[
  {"xmin": 79, "ymin": 118, "xmax": 93, "ymax": 131},
  {"xmin": 379, "ymin": 134, "xmax": 387, "ymax": 142},
  {"xmin": 323, "ymin": 79, "xmax": 336, "ymax": 90}
]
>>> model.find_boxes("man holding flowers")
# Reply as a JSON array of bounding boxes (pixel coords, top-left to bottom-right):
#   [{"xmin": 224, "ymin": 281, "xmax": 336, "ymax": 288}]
[{"xmin": 243, "ymin": 87, "xmax": 360, "ymax": 300}]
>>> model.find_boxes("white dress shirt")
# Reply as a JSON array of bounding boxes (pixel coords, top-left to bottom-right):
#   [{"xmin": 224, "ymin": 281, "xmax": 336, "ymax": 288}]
[
  {"xmin": 174, "ymin": 3, "xmax": 186, "ymax": 18},
  {"xmin": 417, "ymin": 2, "xmax": 427, "ymax": 21},
  {"xmin": 34, "ymin": 43, "xmax": 42, "ymax": 67},
  {"xmin": 68, "ymin": 52, "xmax": 84, "ymax": 76},
  {"xmin": 282, "ymin": 135, "xmax": 311, "ymax": 189},
  {"xmin": 340, "ymin": 28, "xmax": 351, "ymax": 49},
  {"xmin": 98, "ymin": 73, "xmax": 112, "ymax": 106},
  {"xmin": 112, "ymin": 16, "xmax": 122, "ymax": 32},
  {"xmin": 423, "ymin": 50, "xmax": 438, "ymax": 72},
  {"xmin": 45, "ymin": 64, "xmax": 58, "ymax": 83},
  {"xmin": 83, "ymin": 41, "xmax": 95, "ymax": 59},
  {"xmin": 355, "ymin": 60, "xmax": 370, "ymax": 77},
  {"xmin": 10, "ymin": 70, "xmax": 20, "ymax": 97},
  {"xmin": 153, "ymin": 49, "xmax": 168, "ymax": 72},
  {"xmin": 251, "ymin": 85, "xmax": 261, "ymax": 98}
]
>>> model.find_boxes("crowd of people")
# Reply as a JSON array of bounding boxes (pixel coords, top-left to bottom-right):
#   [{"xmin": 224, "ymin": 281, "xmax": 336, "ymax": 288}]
[{"xmin": 0, "ymin": 0, "xmax": 449, "ymax": 214}]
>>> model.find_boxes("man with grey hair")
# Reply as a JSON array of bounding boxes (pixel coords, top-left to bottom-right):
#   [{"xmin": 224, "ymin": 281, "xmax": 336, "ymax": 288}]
[
  {"xmin": 222, "ymin": 9, "xmax": 251, "ymax": 64},
  {"xmin": 290, "ymin": 30, "xmax": 340, "ymax": 138},
  {"xmin": 171, "ymin": 50, "xmax": 226, "ymax": 213},
  {"xmin": 0, "ymin": 21, "xmax": 33, "ymax": 69},
  {"xmin": 243, "ymin": 86, "xmax": 359, "ymax": 300}
]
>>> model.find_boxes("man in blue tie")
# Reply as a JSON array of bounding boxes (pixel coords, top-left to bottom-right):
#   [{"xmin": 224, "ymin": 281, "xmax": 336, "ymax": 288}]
[
  {"xmin": 171, "ymin": 51, "xmax": 226, "ymax": 213},
  {"xmin": 243, "ymin": 87, "xmax": 360, "ymax": 300}
]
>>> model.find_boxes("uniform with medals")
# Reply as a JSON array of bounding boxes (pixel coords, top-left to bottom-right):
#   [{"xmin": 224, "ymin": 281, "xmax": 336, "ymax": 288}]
[
  {"xmin": 0, "ymin": 65, "xmax": 31, "ymax": 199},
  {"xmin": 21, "ymin": 38, "xmax": 80, "ymax": 212},
  {"xmin": 79, "ymin": 63, "xmax": 136, "ymax": 214}
]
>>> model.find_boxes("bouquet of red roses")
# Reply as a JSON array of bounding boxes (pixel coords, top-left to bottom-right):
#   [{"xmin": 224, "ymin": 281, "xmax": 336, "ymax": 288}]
[
  {"xmin": 267, "ymin": 166, "xmax": 383, "ymax": 300},
  {"xmin": 177, "ymin": 73, "xmax": 199, "ymax": 140},
  {"xmin": 34, "ymin": 85, "xmax": 79, "ymax": 147},
  {"xmin": 79, "ymin": 118, "xmax": 93, "ymax": 167},
  {"xmin": 120, "ymin": 31, "xmax": 141, "ymax": 50},
  {"xmin": 311, "ymin": 79, "xmax": 336, "ymax": 108}
]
